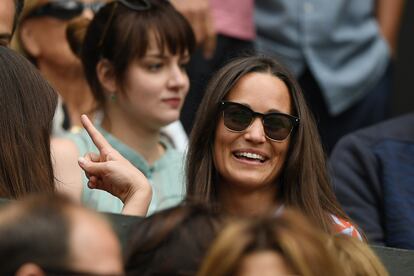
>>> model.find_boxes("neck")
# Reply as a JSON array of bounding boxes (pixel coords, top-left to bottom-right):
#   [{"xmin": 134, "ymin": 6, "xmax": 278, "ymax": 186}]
[
  {"xmin": 101, "ymin": 109, "xmax": 164, "ymax": 165},
  {"xmin": 38, "ymin": 62, "xmax": 95, "ymax": 127},
  {"xmin": 218, "ymin": 182, "xmax": 278, "ymax": 217}
]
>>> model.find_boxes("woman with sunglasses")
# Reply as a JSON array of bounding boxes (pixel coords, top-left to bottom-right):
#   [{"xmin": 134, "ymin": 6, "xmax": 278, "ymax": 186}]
[
  {"xmin": 13, "ymin": 0, "xmax": 105, "ymax": 133},
  {"xmin": 80, "ymin": 55, "xmax": 362, "ymax": 236},
  {"xmin": 184, "ymin": 55, "xmax": 362, "ymax": 235},
  {"xmin": 52, "ymin": 0, "xmax": 195, "ymax": 215}
]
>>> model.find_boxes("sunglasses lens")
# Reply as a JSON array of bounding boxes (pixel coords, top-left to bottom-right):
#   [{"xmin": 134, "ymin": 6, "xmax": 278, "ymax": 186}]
[
  {"xmin": 29, "ymin": 1, "xmax": 83, "ymax": 20},
  {"xmin": 223, "ymin": 105, "xmax": 252, "ymax": 132},
  {"xmin": 263, "ymin": 115, "xmax": 293, "ymax": 140}
]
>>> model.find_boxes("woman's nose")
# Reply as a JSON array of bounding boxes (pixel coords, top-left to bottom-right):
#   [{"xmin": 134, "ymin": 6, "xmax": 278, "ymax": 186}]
[
  {"xmin": 168, "ymin": 64, "xmax": 188, "ymax": 90},
  {"xmin": 243, "ymin": 118, "xmax": 266, "ymax": 143}
]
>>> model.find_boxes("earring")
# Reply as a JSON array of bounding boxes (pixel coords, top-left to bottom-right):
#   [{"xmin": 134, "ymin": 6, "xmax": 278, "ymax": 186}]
[{"xmin": 111, "ymin": 93, "xmax": 116, "ymax": 101}]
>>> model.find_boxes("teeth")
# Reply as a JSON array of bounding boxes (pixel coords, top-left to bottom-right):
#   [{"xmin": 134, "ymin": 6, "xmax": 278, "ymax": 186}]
[{"xmin": 235, "ymin": 152, "xmax": 265, "ymax": 161}]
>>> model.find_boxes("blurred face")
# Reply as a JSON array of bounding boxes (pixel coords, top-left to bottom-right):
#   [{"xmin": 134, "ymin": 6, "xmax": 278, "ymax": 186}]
[
  {"xmin": 0, "ymin": 0, "xmax": 14, "ymax": 46},
  {"xmin": 68, "ymin": 208, "xmax": 124, "ymax": 275},
  {"xmin": 115, "ymin": 35, "xmax": 190, "ymax": 130},
  {"xmin": 236, "ymin": 251, "xmax": 295, "ymax": 276},
  {"xmin": 214, "ymin": 72, "xmax": 292, "ymax": 192},
  {"xmin": 20, "ymin": 0, "xmax": 104, "ymax": 68}
]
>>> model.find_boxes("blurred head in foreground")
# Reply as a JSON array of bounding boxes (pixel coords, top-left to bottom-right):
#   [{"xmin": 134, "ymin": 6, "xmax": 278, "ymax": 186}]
[
  {"xmin": 0, "ymin": 194, "xmax": 123, "ymax": 276},
  {"xmin": 198, "ymin": 209, "xmax": 346, "ymax": 276}
]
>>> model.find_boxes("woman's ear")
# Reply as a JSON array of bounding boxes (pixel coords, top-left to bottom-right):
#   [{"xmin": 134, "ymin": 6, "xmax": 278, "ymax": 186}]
[
  {"xmin": 19, "ymin": 21, "xmax": 41, "ymax": 58},
  {"xmin": 96, "ymin": 59, "xmax": 117, "ymax": 95},
  {"xmin": 15, "ymin": 263, "xmax": 46, "ymax": 276}
]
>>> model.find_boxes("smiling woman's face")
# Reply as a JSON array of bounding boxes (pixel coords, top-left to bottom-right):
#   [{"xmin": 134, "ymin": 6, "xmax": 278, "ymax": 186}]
[{"xmin": 213, "ymin": 72, "xmax": 292, "ymax": 193}]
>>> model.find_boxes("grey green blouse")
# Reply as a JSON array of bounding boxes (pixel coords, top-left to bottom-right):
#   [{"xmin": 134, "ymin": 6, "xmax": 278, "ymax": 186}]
[{"xmin": 66, "ymin": 126, "xmax": 185, "ymax": 215}]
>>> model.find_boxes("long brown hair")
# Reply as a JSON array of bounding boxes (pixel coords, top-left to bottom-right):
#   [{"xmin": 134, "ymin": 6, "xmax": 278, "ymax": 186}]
[
  {"xmin": 0, "ymin": 46, "xmax": 57, "ymax": 198},
  {"xmin": 186, "ymin": 55, "xmax": 348, "ymax": 233},
  {"xmin": 197, "ymin": 210, "xmax": 345, "ymax": 276}
]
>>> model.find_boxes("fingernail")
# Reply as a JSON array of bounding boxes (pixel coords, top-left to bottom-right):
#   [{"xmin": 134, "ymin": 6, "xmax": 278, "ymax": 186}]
[{"xmin": 78, "ymin": 157, "xmax": 86, "ymax": 165}]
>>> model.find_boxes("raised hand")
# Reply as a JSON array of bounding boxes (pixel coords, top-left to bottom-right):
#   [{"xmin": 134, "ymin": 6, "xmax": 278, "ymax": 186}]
[{"xmin": 77, "ymin": 114, "xmax": 152, "ymax": 216}]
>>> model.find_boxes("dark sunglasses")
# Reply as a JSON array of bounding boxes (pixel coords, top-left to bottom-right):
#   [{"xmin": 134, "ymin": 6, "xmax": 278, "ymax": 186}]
[
  {"xmin": 98, "ymin": 0, "xmax": 152, "ymax": 48},
  {"xmin": 220, "ymin": 101, "xmax": 300, "ymax": 142},
  {"xmin": 26, "ymin": 0, "xmax": 106, "ymax": 20}
]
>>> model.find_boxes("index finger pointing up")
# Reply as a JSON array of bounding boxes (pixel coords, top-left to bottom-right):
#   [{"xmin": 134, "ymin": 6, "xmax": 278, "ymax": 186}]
[{"xmin": 80, "ymin": 114, "xmax": 112, "ymax": 151}]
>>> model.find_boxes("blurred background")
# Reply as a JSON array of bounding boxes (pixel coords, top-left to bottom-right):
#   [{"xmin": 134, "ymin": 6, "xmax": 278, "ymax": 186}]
[{"xmin": 392, "ymin": 0, "xmax": 414, "ymax": 116}]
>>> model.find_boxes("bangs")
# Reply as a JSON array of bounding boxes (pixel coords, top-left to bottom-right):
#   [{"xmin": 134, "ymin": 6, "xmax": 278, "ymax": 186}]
[
  {"xmin": 114, "ymin": 1, "xmax": 195, "ymax": 61},
  {"xmin": 151, "ymin": 6, "xmax": 196, "ymax": 56}
]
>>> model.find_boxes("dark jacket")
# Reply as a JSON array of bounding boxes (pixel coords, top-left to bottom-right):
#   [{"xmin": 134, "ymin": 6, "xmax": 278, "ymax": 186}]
[{"xmin": 329, "ymin": 113, "xmax": 414, "ymax": 249}]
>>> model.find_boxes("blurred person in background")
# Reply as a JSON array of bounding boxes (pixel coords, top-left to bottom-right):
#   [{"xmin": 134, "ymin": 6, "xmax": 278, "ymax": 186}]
[
  {"xmin": 0, "ymin": 0, "xmax": 24, "ymax": 47},
  {"xmin": 52, "ymin": 0, "xmax": 195, "ymax": 215},
  {"xmin": 0, "ymin": 194, "xmax": 124, "ymax": 276},
  {"xmin": 255, "ymin": 0, "xmax": 405, "ymax": 154},
  {"xmin": 330, "ymin": 113, "xmax": 414, "ymax": 249},
  {"xmin": 12, "ymin": 0, "xmax": 102, "ymax": 133}
]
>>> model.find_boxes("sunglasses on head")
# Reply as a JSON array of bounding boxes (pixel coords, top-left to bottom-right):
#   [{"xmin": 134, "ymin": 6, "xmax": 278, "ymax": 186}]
[
  {"xmin": 26, "ymin": 0, "xmax": 107, "ymax": 20},
  {"xmin": 220, "ymin": 101, "xmax": 300, "ymax": 142},
  {"xmin": 98, "ymin": 0, "xmax": 152, "ymax": 48}
]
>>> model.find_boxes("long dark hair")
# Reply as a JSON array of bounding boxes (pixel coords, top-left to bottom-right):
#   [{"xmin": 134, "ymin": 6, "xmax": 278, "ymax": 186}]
[
  {"xmin": 0, "ymin": 46, "xmax": 57, "ymax": 198},
  {"xmin": 186, "ymin": 55, "xmax": 348, "ymax": 233}
]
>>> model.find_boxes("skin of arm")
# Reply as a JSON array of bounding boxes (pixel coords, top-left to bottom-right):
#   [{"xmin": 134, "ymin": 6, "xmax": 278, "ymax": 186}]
[
  {"xmin": 376, "ymin": 0, "xmax": 405, "ymax": 56},
  {"xmin": 51, "ymin": 137, "xmax": 84, "ymax": 203}
]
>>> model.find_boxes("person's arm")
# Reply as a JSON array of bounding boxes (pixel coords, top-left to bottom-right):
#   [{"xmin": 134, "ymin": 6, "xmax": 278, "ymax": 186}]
[
  {"xmin": 170, "ymin": 0, "xmax": 216, "ymax": 58},
  {"xmin": 376, "ymin": 0, "xmax": 405, "ymax": 56},
  {"xmin": 329, "ymin": 133, "xmax": 385, "ymax": 245},
  {"xmin": 77, "ymin": 115, "xmax": 152, "ymax": 216},
  {"xmin": 51, "ymin": 138, "xmax": 84, "ymax": 202}
]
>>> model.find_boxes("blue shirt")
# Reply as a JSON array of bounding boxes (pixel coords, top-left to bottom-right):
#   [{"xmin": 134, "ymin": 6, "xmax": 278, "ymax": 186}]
[
  {"xmin": 255, "ymin": 0, "xmax": 390, "ymax": 115},
  {"xmin": 66, "ymin": 126, "xmax": 186, "ymax": 215}
]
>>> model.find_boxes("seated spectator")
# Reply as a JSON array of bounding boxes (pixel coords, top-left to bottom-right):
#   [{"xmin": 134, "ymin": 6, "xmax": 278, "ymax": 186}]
[
  {"xmin": 0, "ymin": 45, "xmax": 150, "ymax": 216},
  {"xmin": 81, "ymin": 54, "xmax": 362, "ymax": 235},
  {"xmin": 124, "ymin": 203, "xmax": 224, "ymax": 275},
  {"xmin": 330, "ymin": 113, "xmax": 414, "ymax": 249},
  {"xmin": 13, "ymin": 0, "xmax": 99, "ymax": 132},
  {"xmin": 0, "ymin": 194, "xmax": 123, "ymax": 276},
  {"xmin": 52, "ymin": 0, "xmax": 195, "ymax": 215},
  {"xmin": 197, "ymin": 209, "xmax": 344, "ymax": 276}
]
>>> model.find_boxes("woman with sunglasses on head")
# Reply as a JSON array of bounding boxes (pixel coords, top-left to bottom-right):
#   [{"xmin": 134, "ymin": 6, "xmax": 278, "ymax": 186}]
[
  {"xmin": 13, "ymin": 0, "xmax": 106, "ymax": 133},
  {"xmin": 52, "ymin": 0, "xmax": 195, "ymax": 215},
  {"xmin": 80, "ymin": 54, "xmax": 362, "ymax": 235}
]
